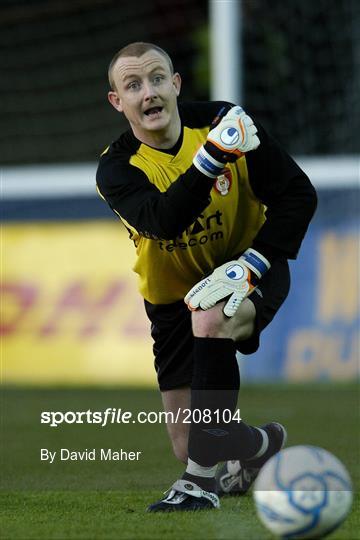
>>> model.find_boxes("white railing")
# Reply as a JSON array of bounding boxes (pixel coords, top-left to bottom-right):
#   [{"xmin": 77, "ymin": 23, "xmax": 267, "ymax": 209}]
[{"xmin": 1, "ymin": 156, "xmax": 359, "ymax": 200}]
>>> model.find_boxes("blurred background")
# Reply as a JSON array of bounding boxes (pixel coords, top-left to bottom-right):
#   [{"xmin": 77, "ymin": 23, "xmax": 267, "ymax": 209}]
[{"xmin": 2, "ymin": 0, "xmax": 359, "ymax": 385}]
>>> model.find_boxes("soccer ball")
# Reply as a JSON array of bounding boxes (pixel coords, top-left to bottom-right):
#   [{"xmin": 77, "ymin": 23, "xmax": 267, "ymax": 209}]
[{"xmin": 253, "ymin": 446, "xmax": 353, "ymax": 539}]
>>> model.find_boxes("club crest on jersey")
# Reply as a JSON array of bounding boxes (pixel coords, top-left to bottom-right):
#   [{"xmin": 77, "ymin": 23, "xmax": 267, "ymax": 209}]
[{"xmin": 214, "ymin": 169, "xmax": 232, "ymax": 196}]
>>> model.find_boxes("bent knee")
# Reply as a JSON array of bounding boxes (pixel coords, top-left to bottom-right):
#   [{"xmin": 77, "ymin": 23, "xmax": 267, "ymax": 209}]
[
  {"xmin": 191, "ymin": 300, "xmax": 256, "ymax": 341},
  {"xmin": 191, "ymin": 308, "xmax": 230, "ymax": 338},
  {"xmin": 233, "ymin": 318, "xmax": 255, "ymax": 341}
]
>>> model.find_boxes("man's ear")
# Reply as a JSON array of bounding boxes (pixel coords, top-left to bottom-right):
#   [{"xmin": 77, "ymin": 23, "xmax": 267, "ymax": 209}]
[
  {"xmin": 108, "ymin": 91, "xmax": 123, "ymax": 112},
  {"xmin": 173, "ymin": 72, "xmax": 181, "ymax": 97}
]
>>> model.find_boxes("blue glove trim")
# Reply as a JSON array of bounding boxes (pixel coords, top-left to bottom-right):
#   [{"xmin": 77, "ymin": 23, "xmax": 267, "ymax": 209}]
[
  {"xmin": 193, "ymin": 148, "xmax": 224, "ymax": 178},
  {"xmin": 242, "ymin": 250, "xmax": 269, "ymax": 277}
]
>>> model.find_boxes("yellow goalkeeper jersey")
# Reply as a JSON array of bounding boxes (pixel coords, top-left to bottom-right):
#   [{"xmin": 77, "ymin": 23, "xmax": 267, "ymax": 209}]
[{"xmin": 97, "ymin": 101, "xmax": 313, "ymax": 304}]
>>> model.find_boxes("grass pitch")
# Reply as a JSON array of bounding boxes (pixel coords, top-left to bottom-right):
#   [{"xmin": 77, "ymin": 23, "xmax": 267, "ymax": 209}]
[{"xmin": 2, "ymin": 384, "xmax": 359, "ymax": 539}]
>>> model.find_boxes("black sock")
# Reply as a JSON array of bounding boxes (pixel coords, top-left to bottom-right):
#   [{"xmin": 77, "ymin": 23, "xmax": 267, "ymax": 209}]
[{"xmin": 188, "ymin": 337, "xmax": 262, "ymax": 466}]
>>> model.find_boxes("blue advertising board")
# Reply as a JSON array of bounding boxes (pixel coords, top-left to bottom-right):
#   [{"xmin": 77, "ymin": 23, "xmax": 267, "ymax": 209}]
[{"xmin": 241, "ymin": 188, "xmax": 359, "ymax": 381}]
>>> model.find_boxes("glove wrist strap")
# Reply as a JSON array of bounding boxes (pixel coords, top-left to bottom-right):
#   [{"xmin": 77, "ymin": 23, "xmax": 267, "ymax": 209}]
[
  {"xmin": 193, "ymin": 146, "xmax": 225, "ymax": 178},
  {"xmin": 240, "ymin": 248, "xmax": 271, "ymax": 279}
]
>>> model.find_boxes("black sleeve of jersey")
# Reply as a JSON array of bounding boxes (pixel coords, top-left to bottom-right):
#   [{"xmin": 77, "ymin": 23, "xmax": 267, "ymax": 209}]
[
  {"xmin": 178, "ymin": 100, "xmax": 233, "ymax": 128},
  {"xmin": 246, "ymin": 123, "xmax": 317, "ymax": 261},
  {"xmin": 96, "ymin": 155, "xmax": 215, "ymax": 240},
  {"xmin": 96, "ymin": 101, "xmax": 234, "ymax": 240}
]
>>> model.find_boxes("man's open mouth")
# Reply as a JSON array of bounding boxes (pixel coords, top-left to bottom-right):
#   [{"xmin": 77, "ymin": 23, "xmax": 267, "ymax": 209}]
[{"xmin": 144, "ymin": 106, "xmax": 163, "ymax": 117}]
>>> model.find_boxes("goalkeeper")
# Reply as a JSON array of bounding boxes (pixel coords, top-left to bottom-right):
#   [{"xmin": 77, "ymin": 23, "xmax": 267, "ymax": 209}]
[{"xmin": 96, "ymin": 42, "xmax": 317, "ymax": 512}]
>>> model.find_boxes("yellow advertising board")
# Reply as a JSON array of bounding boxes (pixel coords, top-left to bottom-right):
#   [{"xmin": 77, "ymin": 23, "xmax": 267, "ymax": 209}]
[{"xmin": 1, "ymin": 221, "xmax": 156, "ymax": 386}]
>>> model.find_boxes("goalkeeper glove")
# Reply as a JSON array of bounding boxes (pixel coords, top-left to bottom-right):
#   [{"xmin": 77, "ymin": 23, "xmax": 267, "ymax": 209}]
[
  {"xmin": 184, "ymin": 248, "xmax": 270, "ymax": 318},
  {"xmin": 193, "ymin": 106, "xmax": 260, "ymax": 179}
]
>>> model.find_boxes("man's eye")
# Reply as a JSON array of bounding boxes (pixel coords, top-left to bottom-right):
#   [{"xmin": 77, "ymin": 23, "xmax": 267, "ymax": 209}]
[
  {"xmin": 128, "ymin": 81, "xmax": 140, "ymax": 90},
  {"xmin": 153, "ymin": 75, "xmax": 164, "ymax": 84}
]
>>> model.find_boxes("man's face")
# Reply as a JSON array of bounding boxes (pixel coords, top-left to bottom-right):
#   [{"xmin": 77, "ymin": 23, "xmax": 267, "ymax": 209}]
[{"xmin": 108, "ymin": 50, "xmax": 181, "ymax": 137}]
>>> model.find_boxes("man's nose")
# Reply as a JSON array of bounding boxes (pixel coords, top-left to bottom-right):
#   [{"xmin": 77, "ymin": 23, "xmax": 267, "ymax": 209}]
[{"xmin": 143, "ymin": 81, "xmax": 157, "ymax": 101}]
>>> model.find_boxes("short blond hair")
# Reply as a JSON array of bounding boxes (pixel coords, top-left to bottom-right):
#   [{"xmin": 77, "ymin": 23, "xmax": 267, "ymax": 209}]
[{"xmin": 108, "ymin": 42, "xmax": 174, "ymax": 90}]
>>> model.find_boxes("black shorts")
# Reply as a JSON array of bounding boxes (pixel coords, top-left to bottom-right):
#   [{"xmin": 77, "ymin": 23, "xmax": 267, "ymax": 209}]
[{"xmin": 144, "ymin": 258, "xmax": 290, "ymax": 391}]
